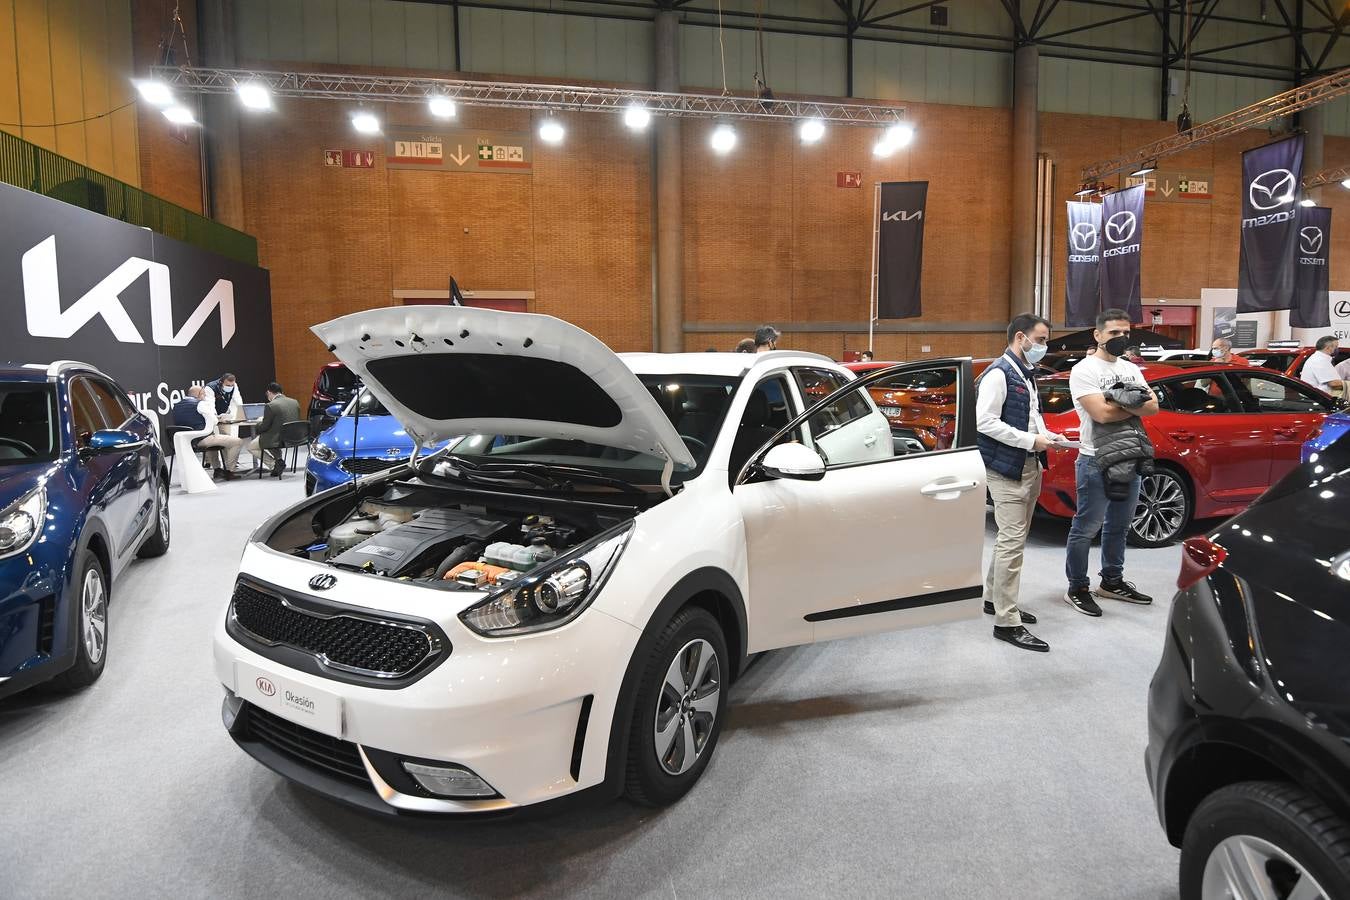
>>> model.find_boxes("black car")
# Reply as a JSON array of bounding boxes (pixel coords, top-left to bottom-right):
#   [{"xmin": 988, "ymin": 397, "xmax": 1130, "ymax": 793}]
[{"xmin": 1146, "ymin": 431, "xmax": 1350, "ymax": 898}]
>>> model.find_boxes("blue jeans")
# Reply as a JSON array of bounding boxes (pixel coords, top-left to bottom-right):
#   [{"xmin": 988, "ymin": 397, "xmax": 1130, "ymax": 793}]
[{"xmin": 1065, "ymin": 454, "xmax": 1141, "ymax": 590}]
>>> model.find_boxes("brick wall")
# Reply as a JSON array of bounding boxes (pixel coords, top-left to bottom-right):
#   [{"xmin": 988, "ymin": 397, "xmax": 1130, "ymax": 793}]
[{"xmin": 131, "ymin": 0, "xmax": 203, "ymax": 212}]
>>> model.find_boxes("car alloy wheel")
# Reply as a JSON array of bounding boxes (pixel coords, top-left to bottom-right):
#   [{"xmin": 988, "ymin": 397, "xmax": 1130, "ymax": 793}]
[
  {"xmin": 157, "ymin": 484, "xmax": 170, "ymax": 544},
  {"xmin": 653, "ymin": 638, "xmax": 722, "ymax": 776},
  {"xmin": 1131, "ymin": 469, "xmax": 1189, "ymax": 547},
  {"xmin": 1201, "ymin": 834, "xmax": 1328, "ymax": 900},
  {"xmin": 81, "ymin": 566, "xmax": 107, "ymax": 666}
]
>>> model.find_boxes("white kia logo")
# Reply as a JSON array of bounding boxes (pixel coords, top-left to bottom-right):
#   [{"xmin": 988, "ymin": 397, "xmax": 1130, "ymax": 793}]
[
  {"xmin": 1249, "ymin": 169, "xmax": 1296, "ymax": 211},
  {"xmin": 1299, "ymin": 226, "xmax": 1323, "ymax": 255},
  {"xmin": 1070, "ymin": 222, "xmax": 1097, "ymax": 252},
  {"xmin": 1105, "ymin": 211, "xmax": 1136, "ymax": 245},
  {"xmin": 308, "ymin": 574, "xmax": 337, "ymax": 591}
]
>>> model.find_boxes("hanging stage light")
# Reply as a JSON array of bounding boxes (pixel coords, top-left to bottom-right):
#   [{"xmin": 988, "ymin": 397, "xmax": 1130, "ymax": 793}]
[
  {"xmin": 798, "ymin": 118, "xmax": 825, "ymax": 144},
  {"xmin": 162, "ymin": 105, "xmax": 197, "ymax": 125},
  {"xmin": 134, "ymin": 79, "xmax": 175, "ymax": 107},
  {"xmin": 710, "ymin": 123, "xmax": 737, "ymax": 154},
  {"xmin": 538, "ymin": 119, "xmax": 565, "ymax": 143},
  {"xmin": 236, "ymin": 82, "xmax": 272, "ymax": 110},
  {"xmin": 351, "ymin": 110, "xmax": 381, "ymax": 134},
  {"xmin": 1130, "ymin": 161, "xmax": 1156, "ymax": 177},
  {"xmin": 1300, "ymin": 198, "xmax": 1317, "ymax": 207},
  {"xmin": 428, "ymin": 96, "xmax": 456, "ymax": 118},
  {"xmin": 884, "ymin": 122, "xmax": 915, "ymax": 148},
  {"xmin": 623, "ymin": 104, "xmax": 651, "ymax": 131}
]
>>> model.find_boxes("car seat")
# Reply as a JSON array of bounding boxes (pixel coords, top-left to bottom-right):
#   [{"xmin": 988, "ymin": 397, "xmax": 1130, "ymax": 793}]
[
  {"xmin": 729, "ymin": 390, "xmax": 782, "ymax": 477},
  {"xmin": 1172, "ymin": 386, "xmax": 1227, "ymax": 414}
]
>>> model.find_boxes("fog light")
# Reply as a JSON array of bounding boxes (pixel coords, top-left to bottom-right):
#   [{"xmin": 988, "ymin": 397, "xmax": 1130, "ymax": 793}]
[{"xmin": 403, "ymin": 762, "xmax": 498, "ymax": 798}]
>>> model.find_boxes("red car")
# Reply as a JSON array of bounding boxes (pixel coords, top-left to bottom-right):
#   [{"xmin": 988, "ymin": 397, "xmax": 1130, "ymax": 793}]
[
  {"xmin": 1037, "ymin": 361, "xmax": 1338, "ymax": 546},
  {"xmin": 308, "ymin": 361, "xmax": 360, "ymax": 421},
  {"xmin": 1239, "ymin": 345, "xmax": 1350, "ymax": 379}
]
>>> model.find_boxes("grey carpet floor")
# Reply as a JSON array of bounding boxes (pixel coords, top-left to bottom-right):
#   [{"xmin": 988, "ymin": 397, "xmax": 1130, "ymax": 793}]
[{"xmin": 1, "ymin": 470, "xmax": 1186, "ymax": 899}]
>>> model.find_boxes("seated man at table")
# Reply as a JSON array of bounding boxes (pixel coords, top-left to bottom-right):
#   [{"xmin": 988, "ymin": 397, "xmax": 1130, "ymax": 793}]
[
  {"xmin": 173, "ymin": 386, "xmax": 245, "ymax": 480},
  {"xmin": 248, "ymin": 382, "xmax": 302, "ymax": 477}
]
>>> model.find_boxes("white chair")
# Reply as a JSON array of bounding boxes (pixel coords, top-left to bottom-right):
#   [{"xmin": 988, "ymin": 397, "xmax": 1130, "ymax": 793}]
[{"xmin": 172, "ymin": 425, "xmax": 217, "ymax": 494}]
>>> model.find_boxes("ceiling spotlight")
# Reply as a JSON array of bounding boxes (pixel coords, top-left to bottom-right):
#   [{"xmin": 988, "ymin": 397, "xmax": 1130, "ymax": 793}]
[
  {"xmin": 539, "ymin": 119, "xmax": 565, "ymax": 144},
  {"xmin": 710, "ymin": 123, "xmax": 737, "ymax": 154},
  {"xmin": 798, "ymin": 118, "xmax": 825, "ymax": 144},
  {"xmin": 134, "ymin": 79, "xmax": 174, "ymax": 107},
  {"xmin": 161, "ymin": 105, "xmax": 197, "ymax": 126},
  {"xmin": 1130, "ymin": 162, "xmax": 1156, "ymax": 177},
  {"xmin": 623, "ymin": 104, "xmax": 651, "ymax": 131},
  {"xmin": 1300, "ymin": 198, "xmax": 1317, "ymax": 207},
  {"xmin": 1342, "ymin": 178, "xmax": 1350, "ymax": 190},
  {"xmin": 351, "ymin": 111, "xmax": 381, "ymax": 134},
  {"xmin": 428, "ymin": 96, "xmax": 456, "ymax": 118},
  {"xmin": 873, "ymin": 137, "xmax": 898, "ymax": 158},
  {"xmin": 236, "ymin": 82, "xmax": 272, "ymax": 111},
  {"xmin": 884, "ymin": 122, "xmax": 915, "ymax": 148}
]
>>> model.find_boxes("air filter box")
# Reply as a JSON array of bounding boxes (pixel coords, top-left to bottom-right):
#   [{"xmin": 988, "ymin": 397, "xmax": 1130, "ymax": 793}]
[{"xmin": 330, "ymin": 508, "xmax": 511, "ymax": 577}]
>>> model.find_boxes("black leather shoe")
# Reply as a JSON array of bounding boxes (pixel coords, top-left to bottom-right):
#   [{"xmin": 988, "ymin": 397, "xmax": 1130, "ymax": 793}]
[
  {"xmin": 993, "ymin": 625, "xmax": 1049, "ymax": 652},
  {"xmin": 271, "ymin": 461, "xmax": 285, "ymax": 478},
  {"xmin": 983, "ymin": 601, "xmax": 1037, "ymax": 625}
]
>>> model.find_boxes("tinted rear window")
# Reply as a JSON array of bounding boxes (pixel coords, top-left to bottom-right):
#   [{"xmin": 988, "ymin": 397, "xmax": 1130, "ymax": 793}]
[
  {"xmin": 0, "ymin": 385, "xmax": 59, "ymax": 463},
  {"xmin": 365, "ymin": 353, "xmax": 622, "ymax": 427}
]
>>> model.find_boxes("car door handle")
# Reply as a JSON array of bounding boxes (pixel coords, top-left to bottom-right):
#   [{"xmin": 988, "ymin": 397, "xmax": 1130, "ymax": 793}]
[
  {"xmin": 920, "ymin": 478, "xmax": 980, "ymax": 497},
  {"xmin": 1274, "ymin": 427, "xmax": 1300, "ymax": 438},
  {"xmin": 863, "ymin": 434, "xmax": 877, "ymax": 448},
  {"xmin": 1168, "ymin": 430, "xmax": 1196, "ymax": 443}
]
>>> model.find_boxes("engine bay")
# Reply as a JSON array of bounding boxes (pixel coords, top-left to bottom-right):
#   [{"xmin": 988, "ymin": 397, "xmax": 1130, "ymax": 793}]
[{"xmin": 270, "ymin": 481, "xmax": 634, "ymax": 592}]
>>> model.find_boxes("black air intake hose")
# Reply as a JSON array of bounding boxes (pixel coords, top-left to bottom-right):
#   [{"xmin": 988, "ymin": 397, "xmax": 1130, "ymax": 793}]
[{"xmin": 434, "ymin": 542, "xmax": 484, "ymax": 580}]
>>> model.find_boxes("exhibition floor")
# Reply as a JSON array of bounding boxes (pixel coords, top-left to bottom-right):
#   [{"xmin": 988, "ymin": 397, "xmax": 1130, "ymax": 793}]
[{"xmin": 1, "ymin": 474, "xmax": 1183, "ymax": 899}]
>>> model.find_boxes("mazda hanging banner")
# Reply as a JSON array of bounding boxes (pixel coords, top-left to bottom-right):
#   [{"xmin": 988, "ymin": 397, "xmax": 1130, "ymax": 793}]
[
  {"xmin": 0, "ymin": 181, "xmax": 275, "ymax": 432},
  {"xmin": 1098, "ymin": 184, "xmax": 1145, "ymax": 323},
  {"xmin": 1238, "ymin": 134, "xmax": 1303, "ymax": 314},
  {"xmin": 876, "ymin": 181, "xmax": 928, "ymax": 319},
  {"xmin": 1291, "ymin": 205, "xmax": 1331, "ymax": 329},
  {"xmin": 1065, "ymin": 201, "xmax": 1102, "ymax": 327}
]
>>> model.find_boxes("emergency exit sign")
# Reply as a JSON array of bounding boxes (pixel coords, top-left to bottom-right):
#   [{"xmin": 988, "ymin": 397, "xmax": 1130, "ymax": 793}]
[
  {"xmin": 324, "ymin": 150, "xmax": 375, "ymax": 168},
  {"xmin": 837, "ymin": 171, "xmax": 863, "ymax": 188}
]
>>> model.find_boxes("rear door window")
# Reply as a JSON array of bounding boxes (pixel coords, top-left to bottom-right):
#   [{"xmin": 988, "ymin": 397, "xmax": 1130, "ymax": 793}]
[
  {"xmin": 1226, "ymin": 372, "xmax": 1337, "ymax": 413},
  {"xmin": 1155, "ymin": 377, "xmax": 1238, "ymax": 414}
]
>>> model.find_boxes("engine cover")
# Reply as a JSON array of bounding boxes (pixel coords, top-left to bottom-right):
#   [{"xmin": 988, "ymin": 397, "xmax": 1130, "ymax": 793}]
[{"xmin": 329, "ymin": 508, "xmax": 511, "ymax": 577}]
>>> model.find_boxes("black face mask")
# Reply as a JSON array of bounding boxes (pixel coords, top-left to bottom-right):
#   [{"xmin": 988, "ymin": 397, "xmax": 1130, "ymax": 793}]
[{"xmin": 1103, "ymin": 335, "xmax": 1130, "ymax": 357}]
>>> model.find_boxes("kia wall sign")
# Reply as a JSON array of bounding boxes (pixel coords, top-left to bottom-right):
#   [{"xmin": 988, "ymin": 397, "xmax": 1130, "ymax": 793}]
[{"xmin": 0, "ymin": 181, "xmax": 275, "ymax": 430}]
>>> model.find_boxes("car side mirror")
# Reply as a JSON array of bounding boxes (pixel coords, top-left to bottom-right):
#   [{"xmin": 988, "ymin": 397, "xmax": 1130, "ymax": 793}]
[
  {"xmin": 85, "ymin": 429, "xmax": 145, "ymax": 455},
  {"xmin": 325, "ymin": 403, "xmax": 343, "ymax": 418},
  {"xmin": 760, "ymin": 443, "xmax": 826, "ymax": 481}
]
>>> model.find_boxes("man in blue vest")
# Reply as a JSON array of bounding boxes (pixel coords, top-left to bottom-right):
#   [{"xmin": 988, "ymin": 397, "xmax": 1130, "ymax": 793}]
[{"xmin": 976, "ymin": 313, "xmax": 1064, "ymax": 652}]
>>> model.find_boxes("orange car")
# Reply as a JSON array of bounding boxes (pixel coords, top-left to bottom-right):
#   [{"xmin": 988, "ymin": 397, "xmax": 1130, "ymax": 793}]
[{"xmin": 846, "ymin": 359, "xmax": 994, "ymax": 451}]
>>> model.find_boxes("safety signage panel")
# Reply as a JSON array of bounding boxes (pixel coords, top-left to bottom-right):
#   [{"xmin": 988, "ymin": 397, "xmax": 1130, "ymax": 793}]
[
  {"xmin": 1124, "ymin": 170, "xmax": 1213, "ymax": 203},
  {"xmin": 386, "ymin": 128, "xmax": 533, "ymax": 173}
]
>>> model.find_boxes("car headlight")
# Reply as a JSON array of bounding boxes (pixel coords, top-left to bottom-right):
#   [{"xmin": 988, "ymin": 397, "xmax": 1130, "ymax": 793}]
[
  {"xmin": 0, "ymin": 486, "xmax": 47, "ymax": 558},
  {"xmin": 309, "ymin": 440, "xmax": 337, "ymax": 463},
  {"xmin": 459, "ymin": 522, "xmax": 634, "ymax": 636}
]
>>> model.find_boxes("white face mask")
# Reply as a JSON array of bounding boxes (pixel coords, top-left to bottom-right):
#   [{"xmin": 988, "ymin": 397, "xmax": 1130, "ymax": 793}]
[
  {"xmin": 1022, "ymin": 340, "xmax": 1048, "ymax": 364},
  {"xmin": 1211, "ymin": 348, "xmax": 1225, "ymax": 358}
]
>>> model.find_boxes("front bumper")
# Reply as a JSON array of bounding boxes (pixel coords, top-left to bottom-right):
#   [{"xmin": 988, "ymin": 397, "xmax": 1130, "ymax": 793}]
[
  {"xmin": 0, "ymin": 554, "xmax": 66, "ymax": 695},
  {"xmin": 214, "ymin": 544, "xmax": 642, "ymax": 814}
]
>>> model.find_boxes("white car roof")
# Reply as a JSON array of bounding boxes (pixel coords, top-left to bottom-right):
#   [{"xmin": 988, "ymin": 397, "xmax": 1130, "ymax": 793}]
[{"xmin": 619, "ymin": 350, "xmax": 842, "ymax": 378}]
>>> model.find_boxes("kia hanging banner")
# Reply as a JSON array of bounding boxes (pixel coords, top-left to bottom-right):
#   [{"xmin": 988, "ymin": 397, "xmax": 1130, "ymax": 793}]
[
  {"xmin": 876, "ymin": 181, "xmax": 928, "ymax": 319},
  {"xmin": 1237, "ymin": 134, "xmax": 1303, "ymax": 314},
  {"xmin": 1291, "ymin": 205, "xmax": 1331, "ymax": 329},
  {"xmin": 1065, "ymin": 201, "xmax": 1102, "ymax": 327},
  {"xmin": 0, "ymin": 181, "xmax": 275, "ymax": 433},
  {"xmin": 1098, "ymin": 185, "xmax": 1145, "ymax": 323}
]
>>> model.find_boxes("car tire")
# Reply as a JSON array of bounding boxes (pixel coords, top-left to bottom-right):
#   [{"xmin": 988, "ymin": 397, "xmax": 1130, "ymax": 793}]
[
  {"xmin": 1129, "ymin": 466, "xmax": 1191, "ymax": 548},
  {"xmin": 1180, "ymin": 781, "xmax": 1350, "ymax": 900},
  {"xmin": 623, "ymin": 606, "xmax": 729, "ymax": 807},
  {"xmin": 52, "ymin": 550, "xmax": 109, "ymax": 691},
  {"xmin": 137, "ymin": 480, "xmax": 171, "ymax": 558}
]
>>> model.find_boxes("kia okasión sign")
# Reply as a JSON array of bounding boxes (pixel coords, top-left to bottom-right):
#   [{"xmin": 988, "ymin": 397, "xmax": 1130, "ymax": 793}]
[
  {"xmin": 0, "ymin": 181, "xmax": 274, "ymax": 433},
  {"xmin": 1291, "ymin": 205, "xmax": 1331, "ymax": 329},
  {"xmin": 1065, "ymin": 201, "xmax": 1102, "ymax": 327},
  {"xmin": 876, "ymin": 181, "xmax": 928, "ymax": 319},
  {"xmin": 1098, "ymin": 185, "xmax": 1145, "ymax": 322},
  {"xmin": 1238, "ymin": 134, "xmax": 1303, "ymax": 314}
]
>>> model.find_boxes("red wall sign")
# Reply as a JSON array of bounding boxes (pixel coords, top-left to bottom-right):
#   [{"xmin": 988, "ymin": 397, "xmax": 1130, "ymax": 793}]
[
  {"xmin": 324, "ymin": 150, "xmax": 375, "ymax": 168},
  {"xmin": 837, "ymin": 171, "xmax": 862, "ymax": 188}
]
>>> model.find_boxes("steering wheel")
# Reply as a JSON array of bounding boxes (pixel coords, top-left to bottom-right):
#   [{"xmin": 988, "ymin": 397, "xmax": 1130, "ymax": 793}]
[
  {"xmin": 678, "ymin": 435, "xmax": 709, "ymax": 456},
  {"xmin": 0, "ymin": 436, "xmax": 36, "ymax": 455}
]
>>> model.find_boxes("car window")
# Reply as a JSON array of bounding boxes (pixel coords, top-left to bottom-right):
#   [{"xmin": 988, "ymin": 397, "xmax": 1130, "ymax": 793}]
[
  {"xmin": 0, "ymin": 385, "xmax": 59, "ymax": 463},
  {"xmin": 728, "ymin": 375, "xmax": 799, "ymax": 478},
  {"xmin": 794, "ymin": 367, "xmax": 871, "ymax": 441},
  {"xmin": 68, "ymin": 379, "xmax": 106, "ymax": 446},
  {"xmin": 805, "ymin": 379, "xmax": 895, "ymax": 467},
  {"xmin": 1037, "ymin": 381, "xmax": 1075, "ymax": 415},
  {"xmin": 1244, "ymin": 352, "xmax": 1295, "ymax": 372},
  {"xmin": 84, "ymin": 378, "xmax": 136, "ymax": 428},
  {"xmin": 870, "ymin": 362, "xmax": 963, "ymax": 453},
  {"xmin": 1227, "ymin": 372, "xmax": 1335, "ymax": 414},
  {"xmin": 1156, "ymin": 377, "xmax": 1237, "ymax": 414}
]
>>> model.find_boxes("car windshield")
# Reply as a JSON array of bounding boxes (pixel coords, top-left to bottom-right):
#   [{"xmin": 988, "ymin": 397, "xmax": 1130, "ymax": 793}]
[
  {"xmin": 346, "ymin": 390, "xmax": 390, "ymax": 417},
  {"xmin": 0, "ymin": 385, "xmax": 60, "ymax": 464},
  {"xmin": 429, "ymin": 374, "xmax": 739, "ymax": 486}
]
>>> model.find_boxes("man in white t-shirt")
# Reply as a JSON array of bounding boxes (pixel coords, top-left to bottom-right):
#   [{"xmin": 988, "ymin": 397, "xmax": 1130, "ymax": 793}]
[
  {"xmin": 1300, "ymin": 336, "xmax": 1344, "ymax": 395},
  {"xmin": 1064, "ymin": 308, "xmax": 1160, "ymax": 616}
]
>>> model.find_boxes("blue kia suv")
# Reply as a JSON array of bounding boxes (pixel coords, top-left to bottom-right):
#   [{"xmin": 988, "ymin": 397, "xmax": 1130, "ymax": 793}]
[
  {"xmin": 0, "ymin": 361, "xmax": 170, "ymax": 700},
  {"xmin": 305, "ymin": 389, "xmax": 449, "ymax": 495}
]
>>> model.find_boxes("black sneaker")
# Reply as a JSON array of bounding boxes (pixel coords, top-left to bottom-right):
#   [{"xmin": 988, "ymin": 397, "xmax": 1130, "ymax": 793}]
[
  {"xmin": 1063, "ymin": 587, "xmax": 1102, "ymax": 617},
  {"xmin": 1097, "ymin": 578, "xmax": 1153, "ymax": 605}
]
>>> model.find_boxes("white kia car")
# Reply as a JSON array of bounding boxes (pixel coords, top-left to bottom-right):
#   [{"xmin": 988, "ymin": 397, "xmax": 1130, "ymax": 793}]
[{"xmin": 214, "ymin": 307, "xmax": 987, "ymax": 815}]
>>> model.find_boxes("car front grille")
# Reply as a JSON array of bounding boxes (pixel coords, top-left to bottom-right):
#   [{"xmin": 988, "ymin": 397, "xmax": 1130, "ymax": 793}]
[
  {"xmin": 242, "ymin": 702, "xmax": 369, "ymax": 786},
  {"xmin": 339, "ymin": 456, "xmax": 404, "ymax": 475},
  {"xmin": 229, "ymin": 581, "xmax": 442, "ymax": 680}
]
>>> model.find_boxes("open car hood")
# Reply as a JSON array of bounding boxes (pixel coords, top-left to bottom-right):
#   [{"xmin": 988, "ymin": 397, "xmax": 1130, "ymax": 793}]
[{"xmin": 311, "ymin": 307, "xmax": 697, "ymax": 469}]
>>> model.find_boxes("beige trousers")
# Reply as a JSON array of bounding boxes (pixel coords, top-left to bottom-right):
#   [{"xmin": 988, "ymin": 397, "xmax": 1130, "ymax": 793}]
[
  {"xmin": 985, "ymin": 454, "xmax": 1042, "ymax": 628},
  {"xmin": 197, "ymin": 433, "xmax": 245, "ymax": 471}
]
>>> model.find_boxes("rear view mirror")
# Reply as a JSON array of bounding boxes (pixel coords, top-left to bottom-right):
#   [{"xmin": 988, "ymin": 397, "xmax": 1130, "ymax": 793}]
[
  {"xmin": 85, "ymin": 429, "xmax": 145, "ymax": 454},
  {"xmin": 325, "ymin": 403, "xmax": 343, "ymax": 418},
  {"xmin": 761, "ymin": 443, "xmax": 825, "ymax": 481}
]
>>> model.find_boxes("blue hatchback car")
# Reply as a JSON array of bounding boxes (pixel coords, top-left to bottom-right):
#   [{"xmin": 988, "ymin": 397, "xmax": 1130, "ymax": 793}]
[
  {"xmin": 1303, "ymin": 411, "xmax": 1350, "ymax": 463},
  {"xmin": 305, "ymin": 390, "xmax": 448, "ymax": 495},
  {"xmin": 0, "ymin": 361, "xmax": 170, "ymax": 700}
]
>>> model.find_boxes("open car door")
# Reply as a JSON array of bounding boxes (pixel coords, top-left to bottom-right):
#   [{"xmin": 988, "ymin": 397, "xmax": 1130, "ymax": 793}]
[{"xmin": 734, "ymin": 359, "xmax": 986, "ymax": 652}]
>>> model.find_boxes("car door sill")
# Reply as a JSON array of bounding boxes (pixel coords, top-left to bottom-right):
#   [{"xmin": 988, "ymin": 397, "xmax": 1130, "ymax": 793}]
[{"xmin": 804, "ymin": 585, "xmax": 982, "ymax": 622}]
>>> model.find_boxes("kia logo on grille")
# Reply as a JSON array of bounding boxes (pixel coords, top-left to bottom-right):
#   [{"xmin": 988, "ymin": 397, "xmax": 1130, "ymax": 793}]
[
  {"xmin": 1249, "ymin": 169, "xmax": 1296, "ymax": 211},
  {"xmin": 1299, "ymin": 226, "xmax": 1323, "ymax": 255},
  {"xmin": 1105, "ymin": 211, "xmax": 1136, "ymax": 244},
  {"xmin": 1070, "ymin": 222, "xmax": 1098, "ymax": 252},
  {"xmin": 255, "ymin": 676, "xmax": 276, "ymax": 697},
  {"xmin": 308, "ymin": 573, "xmax": 337, "ymax": 591}
]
